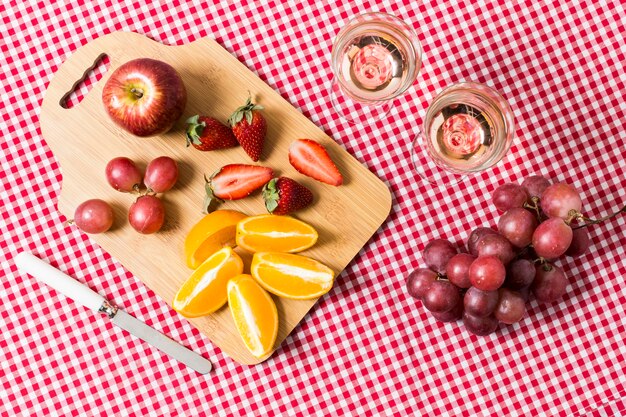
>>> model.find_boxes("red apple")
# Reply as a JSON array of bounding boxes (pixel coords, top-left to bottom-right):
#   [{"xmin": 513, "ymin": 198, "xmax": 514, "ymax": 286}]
[{"xmin": 102, "ymin": 58, "xmax": 187, "ymax": 137}]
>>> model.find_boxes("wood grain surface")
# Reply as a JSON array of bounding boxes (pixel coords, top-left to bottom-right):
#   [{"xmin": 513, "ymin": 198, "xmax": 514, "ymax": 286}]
[{"xmin": 40, "ymin": 31, "xmax": 392, "ymax": 365}]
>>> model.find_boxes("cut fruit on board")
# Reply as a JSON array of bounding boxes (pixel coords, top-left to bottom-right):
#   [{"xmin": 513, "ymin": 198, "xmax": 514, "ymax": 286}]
[
  {"xmin": 236, "ymin": 214, "xmax": 318, "ymax": 253},
  {"xmin": 228, "ymin": 274, "xmax": 278, "ymax": 359},
  {"xmin": 184, "ymin": 210, "xmax": 248, "ymax": 269},
  {"xmin": 172, "ymin": 247, "xmax": 244, "ymax": 318},
  {"xmin": 251, "ymin": 252, "xmax": 335, "ymax": 300},
  {"xmin": 40, "ymin": 31, "xmax": 392, "ymax": 365}
]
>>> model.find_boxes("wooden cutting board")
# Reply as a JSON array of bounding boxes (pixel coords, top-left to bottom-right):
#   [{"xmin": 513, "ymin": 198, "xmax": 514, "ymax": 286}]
[{"xmin": 40, "ymin": 31, "xmax": 392, "ymax": 365}]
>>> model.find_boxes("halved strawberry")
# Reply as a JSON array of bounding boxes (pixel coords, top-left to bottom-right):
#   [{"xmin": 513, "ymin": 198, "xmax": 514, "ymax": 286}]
[
  {"xmin": 203, "ymin": 164, "xmax": 273, "ymax": 212},
  {"xmin": 262, "ymin": 177, "xmax": 314, "ymax": 215},
  {"xmin": 288, "ymin": 139, "xmax": 343, "ymax": 186}
]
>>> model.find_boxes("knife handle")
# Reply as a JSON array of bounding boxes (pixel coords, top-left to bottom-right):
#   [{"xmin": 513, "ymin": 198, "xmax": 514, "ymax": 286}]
[{"xmin": 14, "ymin": 252, "xmax": 106, "ymax": 313}]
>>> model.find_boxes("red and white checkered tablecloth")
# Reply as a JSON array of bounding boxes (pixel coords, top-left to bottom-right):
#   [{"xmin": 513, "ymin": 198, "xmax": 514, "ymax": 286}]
[{"xmin": 2, "ymin": 0, "xmax": 626, "ymax": 415}]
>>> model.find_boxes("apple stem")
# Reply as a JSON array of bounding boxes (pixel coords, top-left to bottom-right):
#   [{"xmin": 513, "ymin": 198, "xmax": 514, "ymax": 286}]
[{"xmin": 130, "ymin": 88, "xmax": 144, "ymax": 99}]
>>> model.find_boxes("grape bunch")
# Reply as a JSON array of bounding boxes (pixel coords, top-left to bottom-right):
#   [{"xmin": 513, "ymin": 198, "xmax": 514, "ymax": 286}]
[
  {"xmin": 72, "ymin": 156, "xmax": 179, "ymax": 235},
  {"xmin": 406, "ymin": 175, "xmax": 619, "ymax": 336}
]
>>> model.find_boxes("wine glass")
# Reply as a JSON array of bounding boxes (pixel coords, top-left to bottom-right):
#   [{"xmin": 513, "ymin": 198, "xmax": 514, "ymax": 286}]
[
  {"xmin": 411, "ymin": 82, "xmax": 515, "ymax": 184},
  {"xmin": 330, "ymin": 12, "xmax": 423, "ymax": 125}
]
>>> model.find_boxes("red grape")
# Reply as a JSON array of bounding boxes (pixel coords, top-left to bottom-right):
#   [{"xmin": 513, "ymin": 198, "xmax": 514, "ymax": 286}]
[
  {"xmin": 464, "ymin": 287, "xmax": 499, "ymax": 317},
  {"xmin": 532, "ymin": 263, "xmax": 568, "ymax": 303},
  {"xmin": 476, "ymin": 233, "xmax": 515, "ymax": 265},
  {"xmin": 144, "ymin": 156, "xmax": 179, "ymax": 193},
  {"xmin": 517, "ymin": 285, "xmax": 531, "ymax": 302},
  {"xmin": 566, "ymin": 227, "xmax": 590, "ymax": 257},
  {"xmin": 422, "ymin": 280, "xmax": 461, "ymax": 313},
  {"xmin": 462, "ymin": 312, "xmax": 499, "ymax": 336},
  {"xmin": 73, "ymin": 199, "xmax": 114, "ymax": 234},
  {"xmin": 423, "ymin": 239, "xmax": 457, "ymax": 274},
  {"xmin": 505, "ymin": 258, "xmax": 536, "ymax": 290},
  {"xmin": 105, "ymin": 157, "xmax": 142, "ymax": 192},
  {"xmin": 446, "ymin": 253, "xmax": 476, "ymax": 288},
  {"xmin": 497, "ymin": 207, "xmax": 538, "ymax": 248},
  {"xmin": 406, "ymin": 268, "xmax": 437, "ymax": 300},
  {"xmin": 467, "ymin": 227, "xmax": 498, "ymax": 256},
  {"xmin": 540, "ymin": 182, "xmax": 582, "ymax": 219},
  {"xmin": 128, "ymin": 195, "xmax": 165, "ymax": 234},
  {"xmin": 492, "ymin": 183, "xmax": 528, "ymax": 212},
  {"xmin": 494, "ymin": 289, "xmax": 526, "ymax": 324},
  {"xmin": 469, "ymin": 255, "xmax": 506, "ymax": 291},
  {"xmin": 431, "ymin": 301, "xmax": 463, "ymax": 323},
  {"xmin": 405, "ymin": 175, "xmax": 598, "ymax": 336},
  {"xmin": 532, "ymin": 217, "xmax": 573, "ymax": 259},
  {"xmin": 521, "ymin": 175, "xmax": 550, "ymax": 199}
]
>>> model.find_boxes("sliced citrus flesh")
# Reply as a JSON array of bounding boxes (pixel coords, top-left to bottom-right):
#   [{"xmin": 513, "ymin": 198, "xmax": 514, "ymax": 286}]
[
  {"xmin": 173, "ymin": 247, "xmax": 243, "ymax": 317},
  {"xmin": 236, "ymin": 214, "xmax": 318, "ymax": 253},
  {"xmin": 250, "ymin": 252, "xmax": 335, "ymax": 299},
  {"xmin": 184, "ymin": 210, "xmax": 247, "ymax": 269},
  {"xmin": 227, "ymin": 274, "xmax": 278, "ymax": 359}
]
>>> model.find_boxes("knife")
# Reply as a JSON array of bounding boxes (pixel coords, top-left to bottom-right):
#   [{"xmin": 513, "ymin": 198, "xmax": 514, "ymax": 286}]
[{"xmin": 14, "ymin": 252, "xmax": 212, "ymax": 374}]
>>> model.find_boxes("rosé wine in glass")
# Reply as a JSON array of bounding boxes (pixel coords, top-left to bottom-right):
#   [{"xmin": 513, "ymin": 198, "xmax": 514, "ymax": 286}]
[
  {"xmin": 412, "ymin": 82, "xmax": 515, "ymax": 183},
  {"xmin": 330, "ymin": 12, "xmax": 423, "ymax": 123}
]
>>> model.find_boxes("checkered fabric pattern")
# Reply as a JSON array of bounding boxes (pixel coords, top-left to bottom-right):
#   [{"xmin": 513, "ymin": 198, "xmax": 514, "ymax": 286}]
[
  {"xmin": 584, "ymin": 396, "xmax": 626, "ymax": 417},
  {"xmin": 2, "ymin": 0, "xmax": 625, "ymax": 415}
]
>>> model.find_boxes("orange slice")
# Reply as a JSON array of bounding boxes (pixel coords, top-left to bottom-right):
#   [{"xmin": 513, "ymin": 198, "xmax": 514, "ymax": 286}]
[
  {"xmin": 227, "ymin": 274, "xmax": 278, "ymax": 359},
  {"xmin": 236, "ymin": 214, "xmax": 318, "ymax": 253},
  {"xmin": 184, "ymin": 210, "xmax": 247, "ymax": 269},
  {"xmin": 250, "ymin": 252, "xmax": 334, "ymax": 300},
  {"xmin": 173, "ymin": 247, "xmax": 243, "ymax": 317}
]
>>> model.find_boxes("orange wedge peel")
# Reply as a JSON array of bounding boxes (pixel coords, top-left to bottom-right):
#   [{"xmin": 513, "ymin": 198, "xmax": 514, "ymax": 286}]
[
  {"xmin": 173, "ymin": 247, "xmax": 243, "ymax": 317},
  {"xmin": 236, "ymin": 214, "xmax": 318, "ymax": 253},
  {"xmin": 184, "ymin": 210, "xmax": 247, "ymax": 269},
  {"xmin": 250, "ymin": 252, "xmax": 335, "ymax": 299},
  {"xmin": 227, "ymin": 274, "xmax": 278, "ymax": 359}
]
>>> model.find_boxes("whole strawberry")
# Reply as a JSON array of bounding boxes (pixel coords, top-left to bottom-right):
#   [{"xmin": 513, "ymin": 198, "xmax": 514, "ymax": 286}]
[
  {"xmin": 228, "ymin": 95, "xmax": 267, "ymax": 161},
  {"xmin": 185, "ymin": 115, "xmax": 238, "ymax": 151},
  {"xmin": 262, "ymin": 177, "xmax": 314, "ymax": 215}
]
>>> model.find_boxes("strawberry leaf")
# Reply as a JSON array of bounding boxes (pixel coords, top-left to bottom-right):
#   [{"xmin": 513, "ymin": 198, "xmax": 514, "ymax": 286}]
[
  {"xmin": 228, "ymin": 94, "xmax": 263, "ymax": 127},
  {"xmin": 185, "ymin": 115, "xmax": 206, "ymax": 147},
  {"xmin": 185, "ymin": 115, "xmax": 199, "ymax": 125},
  {"xmin": 203, "ymin": 174, "xmax": 224, "ymax": 213},
  {"xmin": 262, "ymin": 178, "xmax": 279, "ymax": 213}
]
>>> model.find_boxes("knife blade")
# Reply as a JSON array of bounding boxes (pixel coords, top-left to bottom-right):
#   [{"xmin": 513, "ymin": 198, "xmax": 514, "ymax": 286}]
[{"xmin": 14, "ymin": 252, "xmax": 212, "ymax": 374}]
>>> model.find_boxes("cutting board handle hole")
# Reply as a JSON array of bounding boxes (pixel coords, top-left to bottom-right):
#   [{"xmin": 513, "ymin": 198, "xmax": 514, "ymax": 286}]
[{"xmin": 61, "ymin": 53, "xmax": 110, "ymax": 109}]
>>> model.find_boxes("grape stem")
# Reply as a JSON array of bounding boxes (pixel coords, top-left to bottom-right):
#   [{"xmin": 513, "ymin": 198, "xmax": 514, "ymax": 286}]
[
  {"xmin": 517, "ymin": 245, "xmax": 531, "ymax": 258},
  {"xmin": 538, "ymin": 261, "xmax": 552, "ymax": 271},
  {"xmin": 571, "ymin": 204, "xmax": 626, "ymax": 229},
  {"xmin": 524, "ymin": 197, "xmax": 543, "ymax": 222},
  {"xmin": 514, "ymin": 244, "xmax": 546, "ymax": 267}
]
